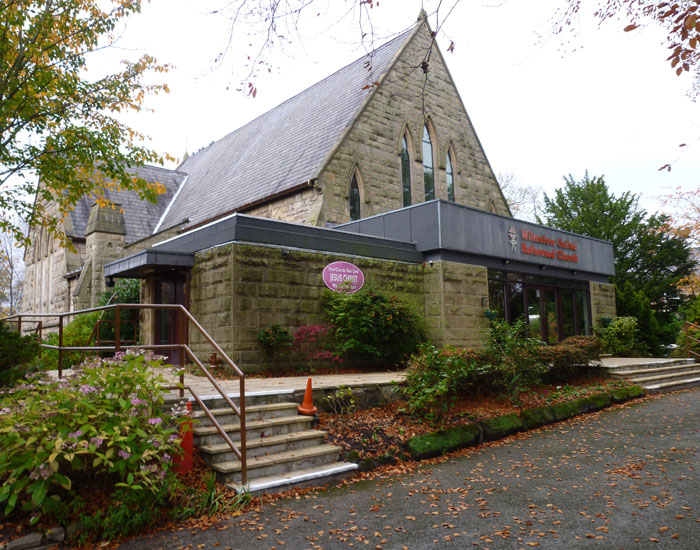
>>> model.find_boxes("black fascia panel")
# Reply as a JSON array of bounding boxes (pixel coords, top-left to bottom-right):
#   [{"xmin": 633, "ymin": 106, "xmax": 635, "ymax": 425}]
[{"xmin": 104, "ymin": 250, "xmax": 194, "ymax": 278}]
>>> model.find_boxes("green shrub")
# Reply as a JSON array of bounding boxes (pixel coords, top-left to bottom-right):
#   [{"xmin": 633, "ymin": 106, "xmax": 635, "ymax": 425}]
[
  {"xmin": 595, "ymin": 316, "xmax": 647, "ymax": 357},
  {"xmin": 402, "ymin": 321, "xmax": 603, "ymax": 418},
  {"xmin": 97, "ymin": 279, "xmax": 141, "ymax": 346},
  {"xmin": 322, "ymin": 288, "xmax": 426, "ymax": 366},
  {"xmin": 401, "ymin": 344, "xmax": 484, "ymax": 419},
  {"xmin": 258, "ymin": 324, "xmax": 293, "ymax": 357},
  {"xmin": 542, "ymin": 335, "xmax": 602, "ymax": 381},
  {"xmin": 78, "ymin": 481, "xmax": 175, "ymax": 542},
  {"xmin": 481, "ymin": 319, "xmax": 549, "ymax": 401},
  {"xmin": 41, "ymin": 312, "xmax": 100, "ymax": 371},
  {"xmin": 0, "ymin": 351, "xmax": 186, "ymax": 524},
  {"xmin": 0, "ymin": 321, "xmax": 40, "ymax": 386}
]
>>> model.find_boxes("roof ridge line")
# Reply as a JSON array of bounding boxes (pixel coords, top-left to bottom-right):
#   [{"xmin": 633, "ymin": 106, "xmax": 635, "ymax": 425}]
[{"xmin": 179, "ymin": 26, "xmax": 417, "ymax": 167}]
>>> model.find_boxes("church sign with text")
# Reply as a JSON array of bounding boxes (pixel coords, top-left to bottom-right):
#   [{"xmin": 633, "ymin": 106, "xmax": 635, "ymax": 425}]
[{"xmin": 509, "ymin": 226, "xmax": 579, "ymax": 264}]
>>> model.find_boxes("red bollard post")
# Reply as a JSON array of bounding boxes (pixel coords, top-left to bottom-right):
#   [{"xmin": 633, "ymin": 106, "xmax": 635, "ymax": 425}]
[{"xmin": 174, "ymin": 401, "xmax": 193, "ymax": 474}]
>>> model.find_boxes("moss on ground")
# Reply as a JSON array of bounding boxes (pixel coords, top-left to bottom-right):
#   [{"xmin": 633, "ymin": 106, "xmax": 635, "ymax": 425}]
[
  {"xmin": 480, "ymin": 413, "xmax": 525, "ymax": 441},
  {"xmin": 520, "ymin": 406, "xmax": 556, "ymax": 430},
  {"xmin": 406, "ymin": 423, "xmax": 482, "ymax": 460},
  {"xmin": 610, "ymin": 385, "xmax": 645, "ymax": 403}
]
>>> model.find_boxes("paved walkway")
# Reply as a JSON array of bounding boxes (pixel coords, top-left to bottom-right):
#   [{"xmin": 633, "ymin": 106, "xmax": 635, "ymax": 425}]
[
  {"xmin": 162, "ymin": 357, "xmax": 683, "ymax": 399},
  {"xmin": 46, "ymin": 356, "xmax": 687, "ymax": 399},
  {"xmin": 118, "ymin": 385, "xmax": 700, "ymax": 549}
]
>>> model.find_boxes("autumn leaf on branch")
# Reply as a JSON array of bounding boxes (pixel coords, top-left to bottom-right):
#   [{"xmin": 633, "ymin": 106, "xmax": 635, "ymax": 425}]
[{"xmin": 0, "ymin": 0, "xmax": 172, "ymax": 245}]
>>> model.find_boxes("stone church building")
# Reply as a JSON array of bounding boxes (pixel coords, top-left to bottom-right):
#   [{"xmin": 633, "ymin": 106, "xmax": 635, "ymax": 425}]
[{"xmin": 21, "ymin": 15, "xmax": 616, "ymax": 371}]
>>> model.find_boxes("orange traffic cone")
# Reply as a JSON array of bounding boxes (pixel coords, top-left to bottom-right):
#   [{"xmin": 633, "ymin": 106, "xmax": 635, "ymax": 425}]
[{"xmin": 298, "ymin": 378, "xmax": 318, "ymax": 415}]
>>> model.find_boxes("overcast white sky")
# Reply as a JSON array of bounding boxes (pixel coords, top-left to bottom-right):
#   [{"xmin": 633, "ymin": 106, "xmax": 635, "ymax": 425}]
[{"xmin": 100, "ymin": 0, "xmax": 700, "ymax": 217}]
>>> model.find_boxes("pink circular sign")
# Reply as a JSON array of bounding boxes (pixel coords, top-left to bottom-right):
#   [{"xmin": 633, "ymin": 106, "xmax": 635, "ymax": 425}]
[{"xmin": 322, "ymin": 261, "xmax": 365, "ymax": 293}]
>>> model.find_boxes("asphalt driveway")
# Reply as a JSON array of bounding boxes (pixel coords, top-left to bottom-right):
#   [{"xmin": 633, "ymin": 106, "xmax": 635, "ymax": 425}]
[{"xmin": 119, "ymin": 387, "xmax": 700, "ymax": 550}]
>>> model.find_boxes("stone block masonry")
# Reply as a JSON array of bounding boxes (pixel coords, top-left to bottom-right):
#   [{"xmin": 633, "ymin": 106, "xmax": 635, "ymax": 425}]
[
  {"xmin": 187, "ymin": 241, "xmax": 490, "ymax": 373},
  {"xmin": 590, "ymin": 282, "xmax": 616, "ymax": 326}
]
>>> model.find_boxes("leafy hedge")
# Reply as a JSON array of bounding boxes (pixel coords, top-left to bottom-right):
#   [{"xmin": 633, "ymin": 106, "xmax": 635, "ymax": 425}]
[
  {"xmin": 0, "ymin": 351, "xmax": 186, "ymax": 524},
  {"xmin": 323, "ymin": 288, "xmax": 426, "ymax": 366},
  {"xmin": 402, "ymin": 320, "xmax": 601, "ymax": 418},
  {"xmin": 0, "ymin": 321, "xmax": 40, "ymax": 387}
]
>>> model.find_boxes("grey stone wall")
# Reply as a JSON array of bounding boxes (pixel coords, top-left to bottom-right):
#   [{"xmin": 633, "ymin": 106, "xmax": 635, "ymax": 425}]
[{"xmin": 186, "ymin": 241, "xmax": 491, "ymax": 373}]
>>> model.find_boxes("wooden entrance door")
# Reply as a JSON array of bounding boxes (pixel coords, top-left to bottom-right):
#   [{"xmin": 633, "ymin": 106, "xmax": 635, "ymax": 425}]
[{"xmin": 154, "ymin": 277, "xmax": 187, "ymax": 365}]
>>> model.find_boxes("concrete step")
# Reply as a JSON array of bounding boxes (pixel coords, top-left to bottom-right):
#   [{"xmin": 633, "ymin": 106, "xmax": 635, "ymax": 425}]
[
  {"xmin": 199, "ymin": 430, "xmax": 328, "ymax": 464},
  {"xmin": 193, "ymin": 415, "xmax": 314, "ymax": 447},
  {"xmin": 628, "ymin": 367, "xmax": 700, "ymax": 385},
  {"xmin": 229, "ymin": 462, "xmax": 359, "ymax": 495},
  {"xmin": 165, "ymin": 389, "xmax": 297, "ymax": 410},
  {"xmin": 211, "ymin": 444, "xmax": 342, "ymax": 483},
  {"xmin": 600, "ymin": 358, "xmax": 694, "ymax": 376},
  {"xmin": 642, "ymin": 375, "xmax": 700, "ymax": 395},
  {"xmin": 192, "ymin": 402, "xmax": 299, "ymax": 427},
  {"xmin": 612, "ymin": 363, "xmax": 700, "ymax": 380}
]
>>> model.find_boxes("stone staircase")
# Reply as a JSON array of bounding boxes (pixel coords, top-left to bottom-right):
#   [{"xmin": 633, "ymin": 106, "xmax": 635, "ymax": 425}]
[
  {"xmin": 189, "ymin": 389, "xmax": 357, "ymax": 494},
  {"xmin": 601, "ymin": 358, "xmax": 700, "ymax": 394}
]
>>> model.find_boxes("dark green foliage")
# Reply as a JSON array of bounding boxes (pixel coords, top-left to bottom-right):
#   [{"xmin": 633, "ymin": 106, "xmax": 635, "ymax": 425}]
[
  {"xmin": 346, "ymin": 450, "xmax": 361, "ymax": 463},
  {"xmin": 42, "ymin": 312, "xmax": 100, "ymax": 370},
  {"xmin": 173, "ymin": 473, "xmax": 250, "ymax": 521},
  {"xmin": 539, "ymin": 172, "xmax": 695, "ymax": 356},
  {"xmin": 322, "ymin": 288, "xmax": 426, "ymax": 366},
  {"xmin": 610, "ymin": 385, "xmax": 645, "ymax": 403},
  {"xmin": 0, "ymin": 320, "xmax": 40, "ymax": 386},
  {"xmin": 78, "ymin": 482, "xmax": 173, "ymax": 541},
  {"xmin": 542, "ymin": 335, "xmax": 602, "ymax": 380},
  {"xmin": 595, "ymin": 316, "xmax": 647, "ymax": 357},
  {"xmin": 402, "ymin": 321, "xmax": 601, "ymax": 418},
  {"xmin": 406, "ymin": 423, "xmax": 482, "ymax": 460},
  {"xmin": 480, "ymin": 413, "xmax": 525, "ymax": 441},
  {"xmin": 258, "ymin": 324, "xmax": 294, "ymax": 356},
  {"xmin": 520, "ymin": 406, "xmax": 556, "ymax": 430},
  {"xmin": 97, "ymin": 279, "xmax": 141, "ymax": 346},
  {"xmin": 675, "ymin": 297, "xmax": 700, "ymax": 357}
]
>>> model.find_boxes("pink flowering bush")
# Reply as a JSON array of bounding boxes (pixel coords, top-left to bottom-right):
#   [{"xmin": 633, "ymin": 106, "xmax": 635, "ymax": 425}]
[
  {"xmin": 0, "ymin": 351, "xmax": 188, "ymax": 524},
  {"xmin": 292, "ymin": 324, "xmax": 342, "ymax": 369}
]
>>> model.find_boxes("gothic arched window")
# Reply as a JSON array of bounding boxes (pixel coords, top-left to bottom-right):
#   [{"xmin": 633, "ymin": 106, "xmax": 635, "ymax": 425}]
[
  {"xmin": 401, "ymin": 135, "xmax": 411, "ymax": 207},
  {"xmin": 349, "ymin": 174, "xmax": 361, "ymax": 221},
  {"xmin": 446, "ymin": 150, "xmax": 455, "ymax": 202},
  {"xmin": 422, "ymin": 125, "xmax": 435, "ymax": 201}
]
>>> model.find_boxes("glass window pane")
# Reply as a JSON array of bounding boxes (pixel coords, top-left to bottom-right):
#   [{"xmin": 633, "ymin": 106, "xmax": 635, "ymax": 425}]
[
  {"xmin": 349, "ymin": 175, "xmax": 361, "ymax": 221},
  {"xmin": 526, "ymin": 287, "xmax": 542, "ymax": 340},
  {"xmin": 561, "ymin": 288, "xmax": 575, "ymax": 339},
  {"xmin": 508, "ymin": 282, "xmax": 525, "ymax": 323},
  {"xmin": 401, "ymin": 136, "xmax": 411, "ymax": 207},
  {"xmin": 422, "ymin": 125, "xmax": 435, "ymax": 201},
  {"xmin": 575, "ymin": 290, "xmax": 591, "ymax": 335},
  {"xmin": 544, "ymin": 289, "xmax": 559, "ymax": 344},
  {"xmin": 488, "ymin": 280, "xmax": 505, "ymax": 319},
  {"xmin": 446, "ymin": 151, "xmax": 455, "ymax": 202}
]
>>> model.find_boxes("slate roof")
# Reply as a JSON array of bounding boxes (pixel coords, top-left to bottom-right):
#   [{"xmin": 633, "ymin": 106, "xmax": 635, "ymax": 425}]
[
  {"xmin": 158, "ymin": 26, "xmax": 416, "ymax": 232},
  {"xmin": 68, "ymin": 164, "xmax": 186, "ymax": 244}
]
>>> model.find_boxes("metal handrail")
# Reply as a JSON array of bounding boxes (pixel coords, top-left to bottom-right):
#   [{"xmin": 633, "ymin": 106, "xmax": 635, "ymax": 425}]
[
  {"xmin": 3, "ymin": 304, "xmax": 247, "ymax": 484},
  {"xmin": 684, "ymin": 321, "xmax": 700, "ymax": 361}
]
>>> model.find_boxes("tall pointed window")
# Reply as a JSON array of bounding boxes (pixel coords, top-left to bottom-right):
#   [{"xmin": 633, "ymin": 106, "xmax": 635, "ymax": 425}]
[
  {"xmin": 349, "ymin": 174, "xmax": 361, "ymax": 221},
  {"xmin": 446, "ymin": 150, "xmax": 455, "ymax": 202},
  {"xmin": 422, "ymin": 125, "xmax": 435, "ymax": 201},
  {"xmin": 401, "ymin": 135, "xmax": 411, "ymax": 207}
]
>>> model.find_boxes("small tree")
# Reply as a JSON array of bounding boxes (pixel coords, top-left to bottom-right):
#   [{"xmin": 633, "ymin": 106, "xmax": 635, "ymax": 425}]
[
  {"xmin": 0, "ymin": 0, "xmax": 172, "ymax": 245},
  {"xmin": 540, "ymin": 172, "xmax": 695, "ymax": 355}
]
